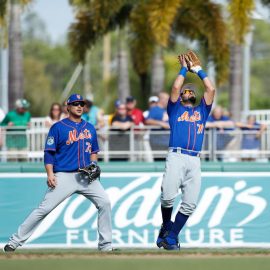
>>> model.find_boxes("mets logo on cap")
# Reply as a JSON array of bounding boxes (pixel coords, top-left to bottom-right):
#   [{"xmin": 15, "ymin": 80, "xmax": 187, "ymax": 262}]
[{"xmin": 67, "ymin": 93, "xmax": 84, "ymax": 104}]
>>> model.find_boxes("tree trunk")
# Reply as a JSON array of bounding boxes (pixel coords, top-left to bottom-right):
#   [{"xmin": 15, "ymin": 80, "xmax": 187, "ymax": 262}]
[
  {"xmin": 151, "ymin": 46, "xmax": 164, "ymax": 95},
  {"xmin": 8, "ymin": 0, "xmax": 23, "ymax": 110},
  {"xmin": 83, "ymin": 50, "xmax": 92, "ymax": 100},
  {"xmin": 103, "ymin": 33, "xmax": 111, "ymax": 96},
  {"xmin": 229, "ymin": 44, "xmax": 243, "ymax": 121},
  {"xmin": 117, "ymin": 28, "xmax": 130, "ymax": 102}
]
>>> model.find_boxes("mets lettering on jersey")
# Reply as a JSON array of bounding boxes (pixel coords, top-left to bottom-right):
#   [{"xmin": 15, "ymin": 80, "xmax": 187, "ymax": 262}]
[
  {"xmin": 66, "ymin": 129, "xmax": 92, "ymax": 145},
  {"xmin": 44, "ymin": 118, "xmax": 99, "ymax": 172},
  {"xmin": 167, "ymin": 97, "xmax": 212, "ymax": 152}
]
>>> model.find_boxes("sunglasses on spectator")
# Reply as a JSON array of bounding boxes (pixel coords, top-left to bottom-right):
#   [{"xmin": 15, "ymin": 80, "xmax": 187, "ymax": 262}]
[
  {"xmin": 183, "ymin": 89, "xmax": 194, "ymax": 95},
  {"xmin": 70, "ymin": 101, "xmax": 85, "ymax": 107}
]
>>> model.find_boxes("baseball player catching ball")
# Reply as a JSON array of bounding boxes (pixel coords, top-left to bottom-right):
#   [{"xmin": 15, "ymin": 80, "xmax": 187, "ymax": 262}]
[
  {"xmin": 156, "ymin": 51, "xmax": 215, "ymax": 250},
  {"xmin": 3, "ymin": 94, "xmax": 113, "ymax": 252}
]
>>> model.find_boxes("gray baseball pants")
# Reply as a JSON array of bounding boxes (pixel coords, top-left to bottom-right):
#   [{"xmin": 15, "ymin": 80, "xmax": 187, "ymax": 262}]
[
  {"xmin": 161, "ymin": 151, "xmax": 201, "ymax": 216},
  {"xmin": 7, "ymin": 172, "xmax": 112, "ymax": 251}
]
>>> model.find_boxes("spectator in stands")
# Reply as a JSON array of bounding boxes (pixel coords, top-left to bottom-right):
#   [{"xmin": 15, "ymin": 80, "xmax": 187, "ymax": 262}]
[
  {"xmin": 0, "ymin": 99, "xmax": 31, "ymax": 153},
  {"xmin": 145, "ymin": 92, "xmax": 170, "ymax": 152},
  {"xmin": 206, "ymin": 106, "xmax": 235, "ymax": 130},
  {"xmin": 45, "ymin": 103, "xmax": 62, "ymax": 128},
  {"xmin": 82, "ymin": 99, "xmax": 105, "ymax": 128},
  {"xmin": 143, "ymin": 96, "xmax": 159, "ymax": 119},
  {"xmin": 236, "ymin": 115, "xmax": 267, "ymax": 161},
  {"xmin": 126, "ymin": 96, "xmax": 144, "ymax": 126},
  {"xmin": 206, "ymin": 106, "xmax": 235, "ymax": 160},
  {"xmin": 144, "ymin": 92, "xmax": 170, "ymax": 129},
  {"xmin": 111, "ymin": 102, "xmax": 134, "ymax": 131},
  {"xmin": 108, "ymin": 99, "xmax": 121, "ymax": 126},
  {"xmin": 60, "ymin": 101, "xmax": 69, "ymax": 119}
]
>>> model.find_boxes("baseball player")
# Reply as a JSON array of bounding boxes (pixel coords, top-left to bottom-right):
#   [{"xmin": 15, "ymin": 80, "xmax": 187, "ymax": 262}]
[
  {"xmin": 156, "ymin": 51, "xmax": 215, "ymax": 250},
  {"xmin": 3, "ymin": 94, "xmax": 113, "ymax": 252}
]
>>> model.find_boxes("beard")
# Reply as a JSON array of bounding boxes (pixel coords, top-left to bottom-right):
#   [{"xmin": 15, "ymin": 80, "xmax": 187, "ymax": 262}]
[
  {"xmin": 188, "ymin": 96, "xmax": 196, "ymax": 104},
  {"xmin": 182, "ymin": 95, "xmax": 196, "ymax": 104}
]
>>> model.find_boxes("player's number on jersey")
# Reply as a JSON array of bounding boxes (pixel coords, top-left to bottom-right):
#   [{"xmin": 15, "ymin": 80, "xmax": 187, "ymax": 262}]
[
  {"xmin": 85, "ymin": 142, "xmax": 92, "ymax": 153},
  {"xmin": 197, "ymin": 124, "xmax": 204, "ymax": 134}
]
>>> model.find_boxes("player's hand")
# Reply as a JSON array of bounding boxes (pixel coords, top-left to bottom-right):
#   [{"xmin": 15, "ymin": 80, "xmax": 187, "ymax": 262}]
[
  {"xmin": 47, "ymin": 174, "xmax": 57, "ymax": 188},
  {"xmin": 177, "ymin": 54, "xmax": 188, "ymax": 69}
]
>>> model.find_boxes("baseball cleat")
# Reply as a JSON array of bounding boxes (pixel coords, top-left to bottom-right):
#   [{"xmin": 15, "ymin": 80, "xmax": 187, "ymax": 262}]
[
  {"xmin": 3, "ymin": 244, "xmax": 15, "ymax": 253},
  {"xmin": 160, "ymin": 237, "xmax": 180, "ymax": 251},
  {"xmin": 156, "ymin": 221, "xmax": 173, "ymax": 248}
]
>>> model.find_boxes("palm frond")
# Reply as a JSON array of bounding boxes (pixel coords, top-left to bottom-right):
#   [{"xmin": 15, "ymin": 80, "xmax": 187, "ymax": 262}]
[
  {"xmin": 68, "ymin": 0, "xmax": 129, "ymax": 62},
  {"xmin": 129, "ymin": 2, "xmax": 155, "ymax": 75},
  {"xmin": 145, "ymin": 0, "xmax": 182, "ymax": 47},
  {"xmin": 0, "ymin": 0, "xmax": 8, "ymax": 26},
  {"xmin": 228, "ymin": 0, "xmax": 254, "ymax": 44},
  {"xmin": 175, "ymin": 0, "xmax": 229, "ymax": 85}
]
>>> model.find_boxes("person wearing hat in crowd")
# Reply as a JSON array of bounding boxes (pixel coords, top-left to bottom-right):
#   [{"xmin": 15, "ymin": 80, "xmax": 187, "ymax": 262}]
[
  {"xmin": 145, "ymin": 92, "xmax": 170, "ymax": 152},
  {"xmin": 111, "ymin": 101, "xmax": 133, "ymax": 131},
  {"xmin": 125, "ymin": 96, "xmax": 144, "ymax": 126},
  {"xmin": 3, "ymin": 93, "xmax": 114, "ymax": 252},
  {"xmin": 143, "ymin": 96, "xmax": 159, "ymax": 119},
  {"xmin": 1, "ymin": 99, "xmax": 31, "ymax": 154},
  {"xmin": 145, "ymin": 92, "xmax": 170, "ymax": 129}
]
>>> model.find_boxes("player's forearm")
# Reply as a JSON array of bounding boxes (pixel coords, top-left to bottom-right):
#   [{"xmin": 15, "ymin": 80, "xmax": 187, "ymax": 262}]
[
  {"xmin": 45, "ymin": 164, "xmax": 54, "ymax": 176},
  {"xmin": 171, "ymin": 67, "xmax": 187, "ymax": 102},
  {"xmin": 202, "ymin": 77, "xmax": 215, "ymax": 105}
]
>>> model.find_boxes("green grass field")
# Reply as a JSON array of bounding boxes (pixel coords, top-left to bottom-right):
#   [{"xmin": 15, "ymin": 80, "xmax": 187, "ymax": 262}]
[{"xmin": 1, "ymin": 249, "xmax": 270, "ymax": 270}]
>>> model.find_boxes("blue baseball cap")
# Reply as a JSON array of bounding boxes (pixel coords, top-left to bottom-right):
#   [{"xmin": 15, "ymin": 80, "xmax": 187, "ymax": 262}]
[{"xmin": 67, "ymin": 94, "xmax": 85, "ymax": 105}]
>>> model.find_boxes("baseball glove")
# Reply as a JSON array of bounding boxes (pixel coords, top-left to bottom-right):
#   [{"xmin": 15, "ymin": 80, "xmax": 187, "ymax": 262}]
[
  {"xmin": 184, "ymin": 50, "xmax": 202, "ymax": 73},
  {"xmin": 79, "ymin": 162, "xmax": 101, "ymax": 183}
]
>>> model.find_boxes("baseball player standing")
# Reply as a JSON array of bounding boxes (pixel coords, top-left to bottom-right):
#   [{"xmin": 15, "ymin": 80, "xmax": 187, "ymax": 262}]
[
  {"xmin": 156, "ymin": 52, "xmax": 215, "ymax": 250},
  {"xmin": 3, "ymin": 94, "xmax": 113, "ymax": 252}
]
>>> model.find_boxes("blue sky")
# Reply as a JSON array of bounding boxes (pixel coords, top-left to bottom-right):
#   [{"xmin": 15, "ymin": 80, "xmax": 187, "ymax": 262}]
[{"xmin": 27, "ymin": 0, "xmax": 74, "ymax": 42}]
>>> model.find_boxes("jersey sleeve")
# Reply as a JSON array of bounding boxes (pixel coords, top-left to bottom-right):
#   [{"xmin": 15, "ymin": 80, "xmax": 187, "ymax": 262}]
[
  {"xmin": 44, "ymin": 124, "xmax": 58, "ymax": 152},
  {"xmin": 91, "ymin": 127, "xmax": 99, "ymax": 153},
  {"xmin": 167, "ymin": 97, "xmax": 180, "ymax": 116}
]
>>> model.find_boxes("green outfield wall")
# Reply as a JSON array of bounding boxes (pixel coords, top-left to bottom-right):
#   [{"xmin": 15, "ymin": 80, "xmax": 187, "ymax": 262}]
[
  {"xmin": 0, "ymin": 161, "xmax": 270, "ymax": 173},
  {"xmin": 1, "ymin": 162, "xmax": 270, "ymax": 249}
]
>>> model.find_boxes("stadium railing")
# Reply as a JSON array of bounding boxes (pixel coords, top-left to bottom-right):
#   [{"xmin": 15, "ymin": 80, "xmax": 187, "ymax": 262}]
[{"xmin": 0, "ymin": 124, "xmax": 269, "ymax": 162}]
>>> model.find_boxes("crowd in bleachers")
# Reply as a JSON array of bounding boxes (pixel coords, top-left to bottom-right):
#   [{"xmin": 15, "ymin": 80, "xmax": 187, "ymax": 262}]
[{"xmin": 0, "ymin": 94, "xmax": 268, "ymax": 162}]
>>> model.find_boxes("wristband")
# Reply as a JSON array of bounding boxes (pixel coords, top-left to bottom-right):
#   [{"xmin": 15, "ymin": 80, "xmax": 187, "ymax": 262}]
[
  {"xmin": 197, "ymin": 69, "xmax": 207, "ymax": 80},
  {"xmin": 178, "ymin": 67, "xmax": 187, "ymax": 77}
]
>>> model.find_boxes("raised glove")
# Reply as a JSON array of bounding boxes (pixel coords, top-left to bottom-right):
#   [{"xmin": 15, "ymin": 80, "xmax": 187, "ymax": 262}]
[
  {"xmin": 185, "ymin": 50, "xmax": 202, "ymax": 73},
  {"xmin": 79, "ymin": 162, "xmax": 101, "ymax": 183}
]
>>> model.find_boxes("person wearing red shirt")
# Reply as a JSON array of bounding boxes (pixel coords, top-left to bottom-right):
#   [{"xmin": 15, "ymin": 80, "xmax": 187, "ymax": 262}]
[{"xmin": 126, "ymin": 96, "xmax": 144, "ymax": 126}]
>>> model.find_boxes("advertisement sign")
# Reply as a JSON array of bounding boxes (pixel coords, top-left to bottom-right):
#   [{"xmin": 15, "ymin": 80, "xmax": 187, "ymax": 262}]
[{"xmin": 0, "ymin": 172, "xmax": 269, "ymax": 248}]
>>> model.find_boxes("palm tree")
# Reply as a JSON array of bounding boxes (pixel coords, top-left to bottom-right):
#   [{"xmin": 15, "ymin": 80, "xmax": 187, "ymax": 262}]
[
  {"xmin": 117, "ymin": 27, "xmax": 130, "ymax": 101},
  {"xmin": 0, "ymin": 0, "xmax": 31, "ymax": 110},
  {"xmin": 69, "ymin": 0, "xmax": 228, "ymax": 102},
  {"xmin": 227, "ymin": 0, "xmax": 255, "ymax": 121}
]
